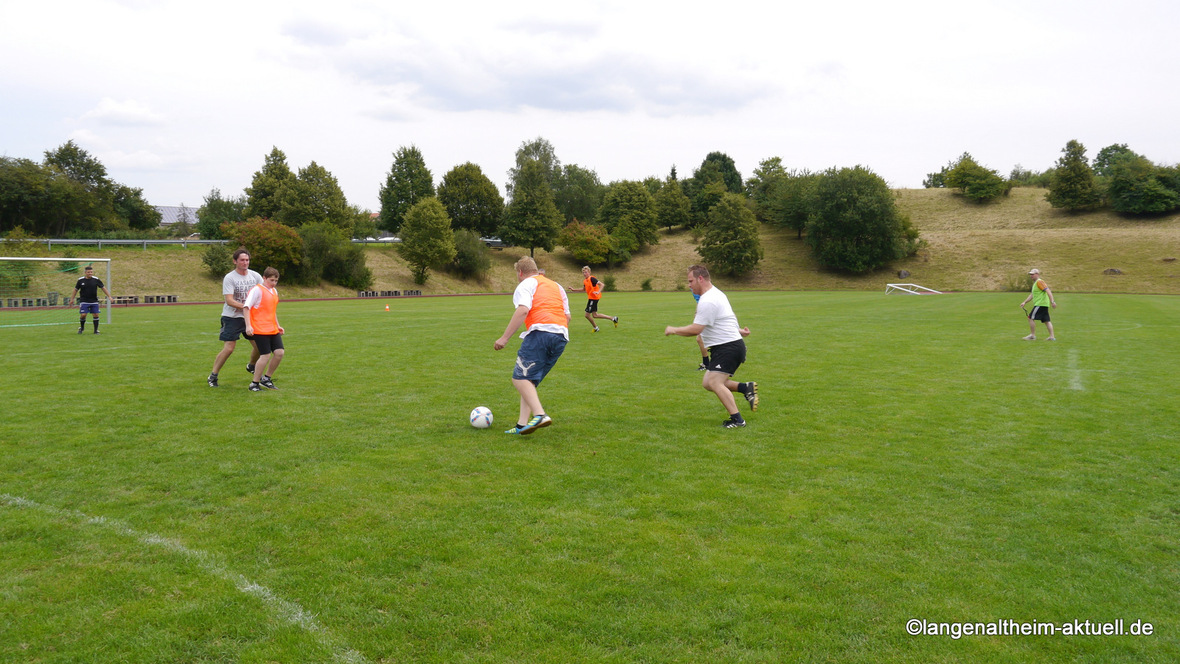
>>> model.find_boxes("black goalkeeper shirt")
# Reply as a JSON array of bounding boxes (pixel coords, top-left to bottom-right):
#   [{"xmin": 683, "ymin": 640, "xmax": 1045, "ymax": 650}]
[{"xmin": 75, "ymin": 277, "xmax": 104, "ymax": 303}]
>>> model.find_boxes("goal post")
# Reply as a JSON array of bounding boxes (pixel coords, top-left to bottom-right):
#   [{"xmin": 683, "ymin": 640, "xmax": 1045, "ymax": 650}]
[{"xmin": 0, "ymin": 257, "xmax": 112, "ymax": 328}]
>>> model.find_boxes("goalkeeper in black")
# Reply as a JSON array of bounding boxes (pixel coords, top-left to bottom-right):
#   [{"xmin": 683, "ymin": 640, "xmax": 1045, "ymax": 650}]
[{"xmin": 72, "ymin": 265, "xmax": 112, "ymax": 334}]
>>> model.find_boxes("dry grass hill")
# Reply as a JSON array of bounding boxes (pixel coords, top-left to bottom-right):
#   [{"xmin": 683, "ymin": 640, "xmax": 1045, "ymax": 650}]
[{"xmin": 25, "ymin": 187, "xmax": 1180, "ymax": 302}]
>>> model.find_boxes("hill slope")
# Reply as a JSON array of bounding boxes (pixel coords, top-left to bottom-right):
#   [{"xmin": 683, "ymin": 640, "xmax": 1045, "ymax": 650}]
[{"xmin": 14, "ymin": 188, "xmax": 1180, "ymax": 301}]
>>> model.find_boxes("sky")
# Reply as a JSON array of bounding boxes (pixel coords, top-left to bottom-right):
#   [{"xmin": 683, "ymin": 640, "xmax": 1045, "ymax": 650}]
[{"xmin": 2, "ymin": 0, "xmax": 1178, "ymax": 211}]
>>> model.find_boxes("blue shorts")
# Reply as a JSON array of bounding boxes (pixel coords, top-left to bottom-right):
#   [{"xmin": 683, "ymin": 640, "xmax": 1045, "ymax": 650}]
[
  {"xmin": 512, "ymin": 331, "xmax": 567, "ymax": 386},
  {"xmin": 79, "ymin": 302, "xmax": 100, "ymax": 315}
]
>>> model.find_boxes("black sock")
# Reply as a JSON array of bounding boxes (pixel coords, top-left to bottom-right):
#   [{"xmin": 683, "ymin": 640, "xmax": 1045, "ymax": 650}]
[
  {"xmin": 79, "ymin": 318, "xmax": 86, "ymax": 329},
  {"xmin": 93, "ymin": 319, "xmax": 99, "ymax": 331},
  {"xmin": 729, "ymin": 413, "xmax": 744, "ymax": 423}
]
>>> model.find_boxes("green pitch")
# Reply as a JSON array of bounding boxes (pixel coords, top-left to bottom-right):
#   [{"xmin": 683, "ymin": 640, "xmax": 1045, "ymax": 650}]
[{"xmin": 1, "ymin": 292, "xmax": 1177, "ymax": 662}]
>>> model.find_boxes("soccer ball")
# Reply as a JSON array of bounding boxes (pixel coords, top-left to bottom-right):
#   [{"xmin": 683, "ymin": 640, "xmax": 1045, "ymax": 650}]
[{"xmin": 469, "ymin": 406, "xmax": 493, "ymax": 429}]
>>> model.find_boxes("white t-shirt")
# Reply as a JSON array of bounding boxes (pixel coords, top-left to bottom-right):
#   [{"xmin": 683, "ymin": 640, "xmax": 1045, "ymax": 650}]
[
  {"xmin": 512, "ymin": 276, "xmax": 570, "ymax": 340},
  {"xmin": 222, "ymin": 269, "xmax": 263, "ymax": 318},
  {"xmin": 693, "ymin": 285, "xmax": 742, "ymax": 348},
  {"xmin": 243, "ymin": 284, "xmax": 277, "ymax": 309}
]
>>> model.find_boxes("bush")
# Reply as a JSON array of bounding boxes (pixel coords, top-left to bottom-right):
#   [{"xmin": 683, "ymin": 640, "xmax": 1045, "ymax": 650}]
[
  {"xmin": 602, "ymin": 274, "xmax": 617, "ymax": 292},
  {"xmin": 220, "ymin": 218, "xmax": 303, "ymax": 277},
  {"xmin": 557, "ymin": 220, "xmax": 611, "ymax": 264},
  {"xmin": 448, "ymin": 229, "xmax": 492, "ymax": 279},
  {"xmin": 202, "ymin": 243, "xmax": 233, "ymax": 278},
  {"xmin": 295, "ymin": 221, "xmax": 375, "ymax": 290},
  {"xmin": 641, "ymin": 278, "xmax": 653, "ymax": 291},
  {"xmin": 324, "ymin": 242, "xmax": 374, "ymax": 290},
  {"xmin": 945, "ymin": 155, "xmax": 1010, "ymax": 202}
]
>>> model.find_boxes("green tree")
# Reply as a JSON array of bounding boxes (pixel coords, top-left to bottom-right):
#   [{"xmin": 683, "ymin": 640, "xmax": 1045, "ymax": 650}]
[
  {"xmin": 765, "ymin": 170, "xmax": 818, "ymax": 238},
  {"xmin": 1092, "ymin": 144, "xmax": 1140, "ymax": 178},
  {"xmin": 398, "ymin": 197, "xmax": 456, "ymax": 284},
  {"xmin": 1107, "ymin": 154, "xmax": 1180, "ymax": 215},
  {"xmin": 1046, "ymin": 140, "xmax": 1103, "ymax": 212},
  {"xmin": 697, "ymin": 152, "xmax": 743, "ymax": 194},
  {"xmin": 170, "ymin": 202, "xmax": 194, "ymax": 237},
  {"xmin": 553, "ymin": 164, "xmax": 605, "ymax": 224},
  {"xmin": 350, "ymin": 206, "xmax": 378, "ymax": 239},
  {"xmin": 597, "ymin": 180, "xmax": 659, "ymax": 256},
  {"xmin": 558, "ymin": 220, "xmax": 611, "ymax": 264},
  {"xmin": 244, "ymin": 147, "xmax": 296, "ymax": 220},
  {"xmin": 806, "ymin": 166, "xmax": 919, "ymax": 273},
  {"xmin": 113, "ymin": 185, "xmax": 161, "ymax": 230},
  {"xmin": 221, "ymin": 217, "xmax": 303, "ymax": 276},
  {"xmin": 0, "ymin": 158, "xmax": 93, "ymax": 235},
  {"xmin": 943, "ymin": 153, "xmax": 1010, "ymax": 202},
  {"xmin": 499, "ymin": 160, "xmax": 562, "ymax": 257},
  {"xmin": 698, "ymin": 193, "xmax": 763, "ymax": 276},
  {"xmin": 196, "ymin": 188, "xmax": 247, "ymax": 239},
  {"xmin": 275, "ymin": 161, "xmax": 353, "ymax": 230},
  {"xmin": 506, "ymin": 137, "xmax": 561, "ymax": 198},
  {"xmin": 654, "ymin": 177, "xmax": 692, "ymax": 229},
  {"xmin": 378, "ymin": 146, "xmax": 435, "ymax": 234},
  {"xmin": 41, "ymin": 141, "xmax": 117, "ymax": 230},
  {"xmin": 43, "ymin": 140, "xmax": 112, "ymax": 195},
  {"xmin": 437, "ymin": 162, "xmax": 504, "ymax": 237},
  {"xmin": 745, "ymin": 156, "xmax": 787, "ymax": 220},
  {"xmin": 448, "ymin": 228, "xmax": 492, "ymax": 279}
]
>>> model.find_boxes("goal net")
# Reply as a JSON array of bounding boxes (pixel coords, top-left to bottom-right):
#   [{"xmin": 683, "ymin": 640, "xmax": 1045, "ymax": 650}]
[{"xmin": 0, "ymin": 257, "xmax": 112, "ymax": 328}]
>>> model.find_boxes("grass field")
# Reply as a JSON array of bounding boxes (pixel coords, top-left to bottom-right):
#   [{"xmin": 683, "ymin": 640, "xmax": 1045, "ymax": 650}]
[{"xmin": 2, "ymin": 291, "xmax": 1178, "ymax": 663}]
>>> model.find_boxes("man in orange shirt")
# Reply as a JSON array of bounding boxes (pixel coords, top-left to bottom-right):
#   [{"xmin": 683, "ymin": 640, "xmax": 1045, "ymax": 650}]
[
  {"xmin": 494, "ymin": 257, "xmax": 571, "ymax": 435},
  {"xmin": 243, "ymin": 267, "xmax": 285, "ymax": 391},
  {"xmin": 568, "ymin": 266, "xmax": 618, "ymax": 332}
]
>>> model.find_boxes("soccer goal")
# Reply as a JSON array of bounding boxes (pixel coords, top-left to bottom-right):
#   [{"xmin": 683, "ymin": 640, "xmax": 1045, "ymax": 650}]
[
  {"xmin": 885, "ymin": 283, "xmax": 943, "ymax": 295},
  {"xmin": 0, "ymin": 257, "xmax": 112, "ymax": 328}
]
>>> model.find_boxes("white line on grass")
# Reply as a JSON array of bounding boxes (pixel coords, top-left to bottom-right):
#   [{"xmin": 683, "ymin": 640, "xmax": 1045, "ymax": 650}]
[
  {"xmin": 1067, "ymin": 349, "xmax": 1084, "ymax": 391},
  {"xmin": 0, "ymin": 493, "xmax": 369, "ymax": 664}
]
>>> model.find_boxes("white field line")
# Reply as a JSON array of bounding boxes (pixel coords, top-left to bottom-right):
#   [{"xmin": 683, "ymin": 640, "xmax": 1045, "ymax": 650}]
[
  {"xmin": 0, "ymin": 493, "xmax": 368, "ymax": 664},
  {"xmin": 1067, "ymin": 349, "xmax": 1084, "ymax": 391}
]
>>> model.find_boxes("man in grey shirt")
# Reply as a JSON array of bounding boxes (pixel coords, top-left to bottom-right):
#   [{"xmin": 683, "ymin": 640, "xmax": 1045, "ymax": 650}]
[{"xmin": 208, "ymin": 248, "xmax": 262, "ymax": 387}]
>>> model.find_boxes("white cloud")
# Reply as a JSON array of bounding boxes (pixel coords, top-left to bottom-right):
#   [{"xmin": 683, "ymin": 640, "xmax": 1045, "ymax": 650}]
[{"xmin": 79, "ymin": 98, "xmax": 165, "ymax": 126}]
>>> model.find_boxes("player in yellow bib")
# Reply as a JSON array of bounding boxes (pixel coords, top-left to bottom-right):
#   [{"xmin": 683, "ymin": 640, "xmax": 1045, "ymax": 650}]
[
  {"xmin": 243, "ymin": 267, "xmax": 285, "ymax": 391},
  {"xmin": 1019, "ymin": 268, "xmax": 1058, "ymax": 341}
]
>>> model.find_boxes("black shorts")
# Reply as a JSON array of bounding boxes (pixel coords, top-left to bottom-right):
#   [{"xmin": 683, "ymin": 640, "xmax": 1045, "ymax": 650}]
[
  {"xmin": 1029, "ymin": 306, "xmax": 1051, "ymax": 323},
  {"xmin": 254, "ymin": 334, "xmax": 284, "ymax": 355},
  {"xmin": 585, "ymin": 299, "xmax": 600, "ymax": 314},
  {"xmin": 705, "ymin": 339, "xmax": 747, "ymax": 376},
  {"xmin": 219, "ymin": 316, "xmax": 255, "ymax": 342}
]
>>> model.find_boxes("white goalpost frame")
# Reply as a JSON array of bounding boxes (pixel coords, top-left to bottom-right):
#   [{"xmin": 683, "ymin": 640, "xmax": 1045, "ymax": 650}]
[
  {"xmin": 885, "ymin": 283, "xmax": 943, "ymax": 295},
  {"xmin": 0, "ymin": 257, "xmax": 112, "ymax": 327}
]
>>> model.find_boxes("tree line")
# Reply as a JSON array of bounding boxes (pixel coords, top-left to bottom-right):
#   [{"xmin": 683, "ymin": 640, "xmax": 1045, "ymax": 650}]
[
  {"xmin": 925, "ymin": 140, "xmax": 1180, "ymax": 215},
  {"xmin": 4, "ymin": 137, "xmax": 937, "ymax": 282},
  {"xmin": 0, "ymin": 141, "xmax": 161, "ymax": 236}
]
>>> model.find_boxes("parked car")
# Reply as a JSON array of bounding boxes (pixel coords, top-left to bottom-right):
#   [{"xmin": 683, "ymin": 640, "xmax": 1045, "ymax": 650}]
[{"xmin": 481, "ymin": 236, "xmax": 507, "ymax": 248}]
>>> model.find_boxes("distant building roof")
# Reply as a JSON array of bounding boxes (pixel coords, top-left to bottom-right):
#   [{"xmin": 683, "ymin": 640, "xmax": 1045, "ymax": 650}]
[{"xmin": 155, "ymin": 205, "xmax": 200, "ymax": 226}]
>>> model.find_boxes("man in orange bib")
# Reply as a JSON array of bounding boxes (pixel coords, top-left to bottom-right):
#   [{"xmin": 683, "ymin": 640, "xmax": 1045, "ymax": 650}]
[
  {"xmin": 568, "ymin": 266, "xmax": 618, "ymax": 332},
  {"xmin": 494, "ymin": 257, "xmax": 571, "ymax": 435},
  {"xmin": 243, "ymin": 267, "xmax": 285, "ymax": 392}
]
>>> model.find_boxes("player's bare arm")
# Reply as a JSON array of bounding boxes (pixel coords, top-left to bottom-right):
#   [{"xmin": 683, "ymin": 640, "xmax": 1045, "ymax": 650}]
[
  {"xmin": 494, "ymin": 305, "xmax": 530, "ymax": 351},
  {"xmin": 665, "ymin": 323, "xmax": 706, "ymax": 337}
]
